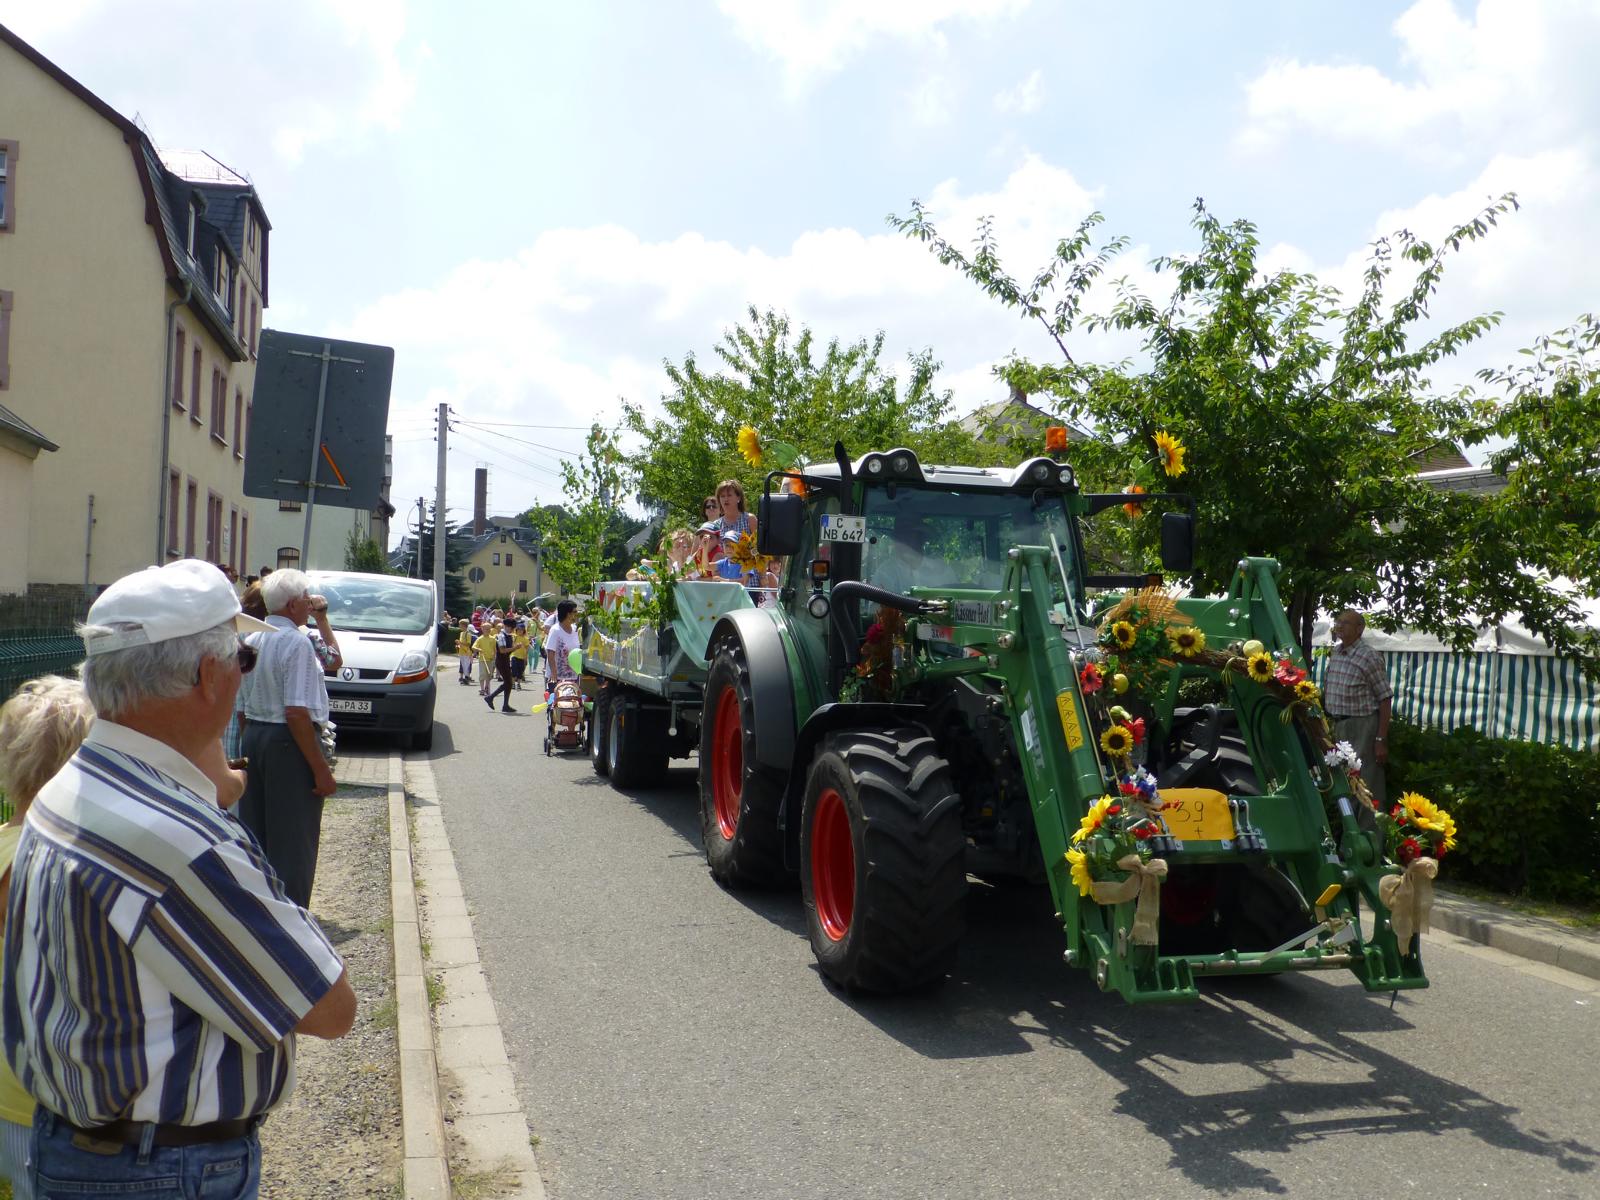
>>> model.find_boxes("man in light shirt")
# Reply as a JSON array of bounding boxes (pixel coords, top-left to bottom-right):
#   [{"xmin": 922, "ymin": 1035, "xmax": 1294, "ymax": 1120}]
[{"xmin": 2, "ymin": 559, "xmax": 354, "ymax": 1197}]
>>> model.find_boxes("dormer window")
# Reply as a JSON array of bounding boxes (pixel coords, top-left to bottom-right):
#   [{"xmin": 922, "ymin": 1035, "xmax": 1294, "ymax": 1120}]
[
  {"xmin": 215, "ymin": 249, "xmax": 232, "ymax": 309},
  {"xmin": 186, "ymin": 198, "xmax": 201, "ymax": 256}
]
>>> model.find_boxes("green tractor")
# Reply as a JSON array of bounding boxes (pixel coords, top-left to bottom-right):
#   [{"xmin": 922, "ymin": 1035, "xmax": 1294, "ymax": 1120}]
[{"xmin": 692, "ymin": 441, "xmax": 1427, "ymax": 1004}]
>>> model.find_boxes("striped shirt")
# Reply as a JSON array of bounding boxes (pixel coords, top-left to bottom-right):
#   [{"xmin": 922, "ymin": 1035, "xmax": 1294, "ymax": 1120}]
[
  {"xmin": 1323, "ymin": 637, "xmax": 1392, "ymax": 718},
  {"xmin": 1, "ymin": 721, "xmax": 343, "ymax": 1126},
  {"xmin": 238, "ymin": 615, "xmax": 330, "ymax": 723}
]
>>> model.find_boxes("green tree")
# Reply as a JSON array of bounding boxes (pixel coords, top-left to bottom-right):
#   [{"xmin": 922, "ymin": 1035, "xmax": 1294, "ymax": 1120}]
[
  {"xmin": 343, "ymin": 529, "xmax": 391, "ymax": 574},
  {"xmin": 416, "ymin": 506, "xmax": 472, "ymax": 616},
  {"xmin": 623, "ymin": 307, "xmax": 999, "ymax": 530},
  {"xmin": 531, "ymin": 424, "xmax": 640, "ymax": 596},
  {"xmin": 891, "ymin": 195, "xmax": 1598, "ymax": 672}
]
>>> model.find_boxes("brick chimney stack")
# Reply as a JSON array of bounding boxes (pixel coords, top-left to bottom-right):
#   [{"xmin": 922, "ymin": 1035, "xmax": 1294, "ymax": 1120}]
[{"xmin": 473, "ymin": 467, "xmax": 488, "ymax": 536}]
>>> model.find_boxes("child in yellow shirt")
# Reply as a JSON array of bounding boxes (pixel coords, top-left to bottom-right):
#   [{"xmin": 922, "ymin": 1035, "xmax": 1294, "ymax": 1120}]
[{"xmin": 473, "ymin": 624, "xmax": 498, "ymax": 696}]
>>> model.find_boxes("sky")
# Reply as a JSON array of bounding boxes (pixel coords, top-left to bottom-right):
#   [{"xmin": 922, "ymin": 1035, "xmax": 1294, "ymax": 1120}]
[{"xmin": 7, "ymin": 0, "xmax": 1598, "ymax": 546}]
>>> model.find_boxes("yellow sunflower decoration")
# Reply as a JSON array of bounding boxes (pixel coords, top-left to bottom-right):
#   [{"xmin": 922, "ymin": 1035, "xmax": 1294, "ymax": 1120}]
[
  {"xmin": 1073, "ymin": 795, "xmax": 1118, "ymax": 844},
  {"xmin": 1400, "ymin": 791, "xmax": 1458, "ymax": 849},
  {"xmin": 1111, "ymin": 620, "xmax": 1138, "ymax": 649},
  {"xmin": 1065, "ymin": 846, "xmax": 1094, "ymax": 897},
  {"xmin": 726, "ymin": 530, "xmax": 770, "ymax": 573},
  {"xmin": 737, "ymin": 426, "xmax": 763, "ymax": 466},
  {"xmin": 1295, "ymin": 679, "xmax": 1321, "ymax": 705},
  {"xmin": 1166, "ymin": 625, "xmax": 1205, "ymax": 657},
  {"xmin": 1246, "ymin": 651, "xmax": 1275, "ymax": 683},
  {"xmin": 1100, "ymin": 724, "xmax": 1134, "ymax": 757},
  {"xmin": 1154, "ymin": 430, "xmax": 1187, "ymax": 477}
]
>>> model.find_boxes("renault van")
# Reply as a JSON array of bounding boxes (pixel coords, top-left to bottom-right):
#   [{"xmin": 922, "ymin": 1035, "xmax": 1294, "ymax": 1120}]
[{"xmin": 307, "ymin": 570, "xmax": 439, "ymax": 750}]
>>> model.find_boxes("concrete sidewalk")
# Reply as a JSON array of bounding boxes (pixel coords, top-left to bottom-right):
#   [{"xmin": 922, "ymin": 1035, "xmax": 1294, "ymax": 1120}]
[{"xmin": 1430, "ymin": 888, "xmax": 1600, "ymax": 982}]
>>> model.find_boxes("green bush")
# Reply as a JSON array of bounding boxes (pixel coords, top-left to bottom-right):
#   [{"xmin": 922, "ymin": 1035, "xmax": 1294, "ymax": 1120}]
[{"xmin": 1386, "ymin": 720, "xmax": 1600, "ymax": 905}]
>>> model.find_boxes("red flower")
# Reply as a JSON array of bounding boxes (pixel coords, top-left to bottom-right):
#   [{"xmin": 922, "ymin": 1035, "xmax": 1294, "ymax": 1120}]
[
  {"xmin": 1132, "ymin": 825, "xmax": 1155, "ymax": 840},
  {"xmin": 1434, "ymin": 841, "xmax": 1448, "ymax": 858},
  {"xmin": 865, "ymin": 622, "xmax": 886, "ymax": 645},
  {"xmin": 1079, "ymin": 662, "xmax": 1104, "ymax": 695},
  {"xmin": 1118, "ymin": 779, "xmax": 1139, "ymax": 796},
  {"xmin": 1390, "ymin": 805, "xmax": 1403, "ymax": 820},
  {"xmin": 1273, "ymin": 658, "xmax": 1307, "ymax": 687},
  {"xmin": 1127, "ymin": 717, "xmax": 1147, "ymax": 746},
  {"xmin": 1107, "ymin": 804, "xmax": 1122, "ymax": 815},
  {"xmin": 1398, "ymin": 836, "xmax": 1423, "ymax": 865}
]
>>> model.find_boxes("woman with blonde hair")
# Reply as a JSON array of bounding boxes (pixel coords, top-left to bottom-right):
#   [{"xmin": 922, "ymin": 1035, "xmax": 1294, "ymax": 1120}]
[{"xmin": 0, "ymin": 675, "xmax": 96, "ymax": 1197}]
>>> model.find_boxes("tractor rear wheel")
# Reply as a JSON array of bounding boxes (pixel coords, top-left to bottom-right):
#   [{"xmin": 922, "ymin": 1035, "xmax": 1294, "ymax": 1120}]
[
  {"xmin": 607, "ymin": 689, "xmax": 667, "ymax": 788},
  {"xmin": 800, "ymin": 729, "xmax": 967, "ymax": 993},
  {"xmin": 589, "ymin": 685, "xmax": 611, "ymax": 777},
  {"xmin": 699, "ymin": 641, "xmax": 789, "ymax": 888}
]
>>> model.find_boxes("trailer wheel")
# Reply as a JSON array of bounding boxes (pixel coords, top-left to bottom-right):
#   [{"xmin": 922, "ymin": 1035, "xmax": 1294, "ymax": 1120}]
[
  {"xmin": 589, "ymin": 685, "xmax": 611, "ymax": 777},
  {"xmin": 607, "ymin": 689, "xmax": 667, "ymax": 789},
  {"xmin": 800, "ymin": 729, "xmax": 967, "ymax": 993},
  {"xmin": 699, "ymin": 641, "xmax": 789, "ymax": 888}
]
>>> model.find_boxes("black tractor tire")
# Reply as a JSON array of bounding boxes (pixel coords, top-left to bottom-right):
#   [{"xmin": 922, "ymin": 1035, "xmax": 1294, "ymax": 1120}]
[
  {"xmin": 699, "ymin": 640, "xmax": 790, "ymax": 888},
  {"xmin": 606, "ymin": 688, "xmax": 668, "ymax": 789},
  {"xmin": 589, "ymin": 685, "xmax": 612, "ymax": 777},
  {"xmin": 800, "ymin": 728, "xmax": 967, "ymax": 993}
]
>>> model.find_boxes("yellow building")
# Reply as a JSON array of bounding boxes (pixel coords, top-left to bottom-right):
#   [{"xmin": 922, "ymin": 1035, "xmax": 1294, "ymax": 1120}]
[
  {"xmin": 463, "ymin": 519, "xmax": 545, "ymax": 606},
  {"xmin": 0, "ymin": 25, "xmax": 268, "ymax": 594}
]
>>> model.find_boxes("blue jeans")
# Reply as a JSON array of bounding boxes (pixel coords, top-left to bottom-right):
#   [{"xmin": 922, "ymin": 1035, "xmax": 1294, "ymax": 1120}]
[{"xmin": 31, "ymin": 1109, "xmax": 260, "ymax": 1198}]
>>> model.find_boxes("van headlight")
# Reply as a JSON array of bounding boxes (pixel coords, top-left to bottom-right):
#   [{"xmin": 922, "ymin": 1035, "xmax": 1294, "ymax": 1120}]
[{"xmin": 397, "ymin": 651, "xmax": 428, "ymax": 675}]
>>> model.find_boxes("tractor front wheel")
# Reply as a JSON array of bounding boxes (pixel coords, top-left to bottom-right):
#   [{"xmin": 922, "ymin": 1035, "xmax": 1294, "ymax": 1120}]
[
  {"xmin": 800, "ymin": 729, "xmax": 966, "ymax": 993},
  {"xmin": 699, "ymin": 641, "xmax": 789, "ymax": 888}
]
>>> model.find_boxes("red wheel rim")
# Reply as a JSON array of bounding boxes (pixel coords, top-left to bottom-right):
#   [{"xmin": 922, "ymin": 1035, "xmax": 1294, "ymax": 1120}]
[
  {"xmin": 711, "ymin": 686, "xmax": 743, "ymax": 841},
  {"xmin": 811, "ymin": 788, "xmax": 854, "ymax": 942}
]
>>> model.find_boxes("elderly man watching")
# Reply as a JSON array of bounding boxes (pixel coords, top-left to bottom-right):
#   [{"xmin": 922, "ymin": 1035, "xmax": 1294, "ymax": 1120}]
[
  {"xmin": 1326, "ymin": 608, "xmax": 1393, "ymax": 803},
  {"xmin": 2, "ymin": 559, "xmax": 355, "ymax": 1197},
  {"xmin": 237, "ymin": 568, "xmax": 338, "ymax": 910}
]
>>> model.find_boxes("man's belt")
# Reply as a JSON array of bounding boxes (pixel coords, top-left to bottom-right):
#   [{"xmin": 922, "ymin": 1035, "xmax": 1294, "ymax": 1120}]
[
  {"xmin": 1328, "ymin": 711, "xmax": 1372, "ymax": 722},
  {"xmin": 67, "ymin": 1114, "xmax": 263, "ymax": 1148}
]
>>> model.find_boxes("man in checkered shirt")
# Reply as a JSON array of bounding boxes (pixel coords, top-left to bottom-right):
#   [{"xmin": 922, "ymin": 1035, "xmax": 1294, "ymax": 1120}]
[{"xmin": 1325, "ymin": 609, "xmax": 1392, "ymax": 802}]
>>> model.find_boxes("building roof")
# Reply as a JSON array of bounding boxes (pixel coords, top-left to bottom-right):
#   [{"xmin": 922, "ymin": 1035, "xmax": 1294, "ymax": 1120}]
[
  {"xmin": 960, "ymin": 388, "xmax": 1089, "ymax": 448},
  {"xmin": 0, "ymin": 24, "xmax": 267, "ymax": 346},
  {"xmin": 0, "ymin": 401, "xmax": 59, "ymax": 452}
]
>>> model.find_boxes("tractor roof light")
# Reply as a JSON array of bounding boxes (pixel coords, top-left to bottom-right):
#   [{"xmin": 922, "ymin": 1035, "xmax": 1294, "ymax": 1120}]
[
  {"xmin": 1044, "ymin": 425, "xmax": 1070, "ymax": 454},
  {"xmin": 891, "ymin": 453, "xmax": 912, "ymax": 475},
  {"xmin": 864, "ymin": 457, "xmax": 885, "ymax": 476}
]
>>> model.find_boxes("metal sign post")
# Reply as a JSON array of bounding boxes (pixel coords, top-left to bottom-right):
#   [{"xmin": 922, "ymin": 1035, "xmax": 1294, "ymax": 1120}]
[{"xmin": 294, "ymin": 342, "xmax": 364, "ymax": 557}]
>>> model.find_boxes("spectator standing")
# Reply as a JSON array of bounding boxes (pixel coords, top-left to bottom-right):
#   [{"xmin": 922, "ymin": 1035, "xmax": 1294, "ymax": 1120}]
[
  {"xmin": 1325, "ymin": 608, "xmax": 1393, "ymax": 803},
  {"xmin": 236, "ymin": 569, "xmax": 338, "ymax": 909},
  {"xmin": 0, "ymin": 676, "xmax": 94, "ymax": 1198},
  {"xmin": 2, "ymin": 559, "xmax": 355, "ymax": 1197}
]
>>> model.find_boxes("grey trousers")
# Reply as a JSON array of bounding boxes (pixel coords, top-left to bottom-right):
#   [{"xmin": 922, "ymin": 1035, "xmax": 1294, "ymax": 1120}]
[
  {"xmin": 1333, "ymin": 711, "xmax": 1387, "ymax": 807},
  {"xmin": 238, "ymin": 721, "xmax": 325, "ymax": 909}
]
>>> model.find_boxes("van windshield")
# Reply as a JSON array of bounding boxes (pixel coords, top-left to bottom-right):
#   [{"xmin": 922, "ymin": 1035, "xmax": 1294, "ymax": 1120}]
[{"xmin": 313, "ymin": 576, "xmax": 435, "ymax": 635}]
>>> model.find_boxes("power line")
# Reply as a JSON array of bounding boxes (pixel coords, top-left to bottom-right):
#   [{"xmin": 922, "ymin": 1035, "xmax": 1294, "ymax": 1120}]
[
  {"xmin": 449, "ymin": 427, "xmax": 566, "ymax": 481},
  {"xmin": 450, "ymin": 421, "xmax": 596, "ymax": 430},
  {"xmin": 451, "ymin": 421, "xmax": 581, "ymax": 461}
]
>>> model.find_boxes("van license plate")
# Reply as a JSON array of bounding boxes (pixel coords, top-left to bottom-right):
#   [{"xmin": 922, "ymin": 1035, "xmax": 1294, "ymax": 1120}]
[{"xmin": 328, "ymin": 699, "xmax": 372, "ymax": 714}]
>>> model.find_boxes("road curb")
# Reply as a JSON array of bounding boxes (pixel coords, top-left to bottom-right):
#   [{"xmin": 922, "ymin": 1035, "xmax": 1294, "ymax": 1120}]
[
  {"xmin": 403, "ymin": 752, "xmax": 547, "ymax": 1200},
  {"xmin": 1429, "ymin": 891, "xmax": 1600, "ymax": 982},
  {"xmin": 389, "ymin": 751, "xmax": 452, "ymax": 1198}
]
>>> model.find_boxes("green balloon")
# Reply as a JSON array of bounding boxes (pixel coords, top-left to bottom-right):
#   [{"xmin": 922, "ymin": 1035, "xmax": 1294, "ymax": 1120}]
[{"xmin": 568, "ymin": 647, "xmax": 584, "ymax": 674}]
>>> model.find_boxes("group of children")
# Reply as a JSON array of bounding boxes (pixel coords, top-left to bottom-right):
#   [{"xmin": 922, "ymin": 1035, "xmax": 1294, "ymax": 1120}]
[
  {"xmin": 449, "ymin": 599, "xmax": 583, "ymax": 714},
  {"xmin": 631, "ymin": 479, "xmax": 781, "ymax": 595}
]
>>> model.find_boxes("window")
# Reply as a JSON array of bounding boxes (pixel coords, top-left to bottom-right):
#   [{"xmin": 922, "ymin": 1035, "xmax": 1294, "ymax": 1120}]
[
  {"xmin": 172, "ymin": 326, "xmax": 186, "ymax": 409},
  {"xmin": 0, "ymin": 290, "xmax": 11, "ymax": 390},
  {"xmin": 190, "ymin": 347, "xmax": 201, "ymax": 422},
  {"xmin": 228, "ymin": 506, "xmax": 238, "ymax": 570},
  {"xmin": 186, "ymin": 198, "xmax": 200, "ymax": 257},
  {"xmin": 276, "ymin": 547, "xmax": 300, "ymax": 570},
  {"xmin": 210, "ymin": 367, "xmax": 225, "ymax": 441},
  {"xmin": 167, "ymin": 469, "xmax": 180, "ymax": 555},
  {"xmin": 240, "ymin": 515, "xmax": 249, "ymax": 576},
  {"xmin": 492, "ymin": 552, "xmax": 500, "ymax": 565},
  {"xmin": 519, "ymin": 579, "xmax": 528, "ymax": 594},
  {"xmin": 233, "ymin": 389, "xmax": 244, "ymax": 458},
  {"xmin": 505, "ymin": 552, "xmax": 513, "ymax": 566},
  {"xmin": 185, "ymin": 478, "xmax": 198, "ymax": 556},
  {"xmin": 206, "ymin": 494, "xmax": 224, "ymax": 563},
  {"xmin": 236, "ymin": 278, "xmax": 246, "ymax": 340},
  {"xmin": 0, "ymin": 139, "xmax": 16, "ymax": 230},
  {"xmin": 279, "ymin": 499, "xmax": 303, "ymax": 512},
  {"xmin": 249, "ymin": 299, "xmax": 258, "ymax": 357},
  {"xmin": 215, "ymin": 247, "xmax": 231, "ymax": 306},
  {"xmin": 243, "ymin": 399, "xmax": 251, "ymax": 458}
]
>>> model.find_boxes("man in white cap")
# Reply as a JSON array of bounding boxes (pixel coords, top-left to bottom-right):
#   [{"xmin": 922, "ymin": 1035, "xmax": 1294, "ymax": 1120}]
[{"xmin": 2, "ymin": 559, "xmax": 355, "ymax": 1197}]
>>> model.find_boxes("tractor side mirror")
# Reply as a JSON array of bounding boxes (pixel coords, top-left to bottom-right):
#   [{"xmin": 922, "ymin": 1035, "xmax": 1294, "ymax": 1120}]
[
  {"xmin": 759, "ymin": 493, "xmax": 805, "ymax": 558},
  {"xmin": 1160, "ymin": 512, "xmax": 1195, "ymax": 573}
]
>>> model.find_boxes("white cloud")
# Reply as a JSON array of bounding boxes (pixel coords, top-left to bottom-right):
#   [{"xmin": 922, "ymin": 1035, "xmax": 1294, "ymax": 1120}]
[
  {"xmin": 2, "ymin": 0, "xmax": 425, "ymax": 166},
  {"xmin": 907, "ymin": 74, "xmax": 959, "ymax": 126},
  {"xmin": 1239, "ymin": 0, "xmax": 1600, "ymax": 154},
  {"xmin": 993, "ymin": 68, "xmax": 1044, "ymax": 114},
  {"xmin": 717, "ymin": 0, "xmax": 1032, "ymax": 90}
]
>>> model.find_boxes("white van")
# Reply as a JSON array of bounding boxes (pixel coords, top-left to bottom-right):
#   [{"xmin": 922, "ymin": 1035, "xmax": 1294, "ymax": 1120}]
[{"xmin": 307, "ymin": 570, "xmax": 439, "ymax": 751}]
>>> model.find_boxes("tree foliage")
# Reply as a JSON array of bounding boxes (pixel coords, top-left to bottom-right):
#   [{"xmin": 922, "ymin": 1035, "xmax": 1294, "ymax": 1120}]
[
  {"xmin": 529, "ymin": 424, "xmax": 641, "ymax": 596},
  {"xmin": 623, "ymin": 307, "xmax": 999, "ymax": 531},
  {"xmin": 892, "ymin": 195, "xmax": 1598, "ymax": 673},
  {"xmin": 343, "ymin": 530, "xmax": 391, "ymax": 575},
  {"xmin": 415, "ymin": 506, "xmax": 473, "ymax": 616}
]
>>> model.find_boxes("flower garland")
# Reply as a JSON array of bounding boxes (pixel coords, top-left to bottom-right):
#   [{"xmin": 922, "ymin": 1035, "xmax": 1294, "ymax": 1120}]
[{"xmin": 1063, "ymin": 764, "xmax": 1174, "ymax": 945}]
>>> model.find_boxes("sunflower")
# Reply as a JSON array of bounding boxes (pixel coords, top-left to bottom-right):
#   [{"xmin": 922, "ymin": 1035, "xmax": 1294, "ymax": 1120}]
[
  {"xmin": 1400, "ymin": 791, "xmax": 1458, "ymax": 850},
  {"xmin": 1111, "ymin": 620, "xmax": 1138, "ymax": 649},
  {"xmin": 725, "ymin": 530, "xmax": 768, "ymax": 572},
  {"xmin": 1246, "ymin": 651, "xmax": 1275, "ymax": 683},
  {"xmin": 1166, "ymin": 625, "xmax": 1206, "ymax": 657},
  {"xmin": 736, "ymin": 425, "xmax": 763, "ymax": 466},
  {"xmin": 1073, "ymin": 795, "xmax": 1118, "ymax": 844},
  {"xmin": 1295, "ymin": 679, "xmax": 1321, "ymax": 705},
  {"xmin": 1065, "ymin": 846, "xmax": 1094, "ymax": 898},
  {"xmin": 1122, "ymin": 483, "xmax": 1146, "ymax": 519},
  {"xmin": 1153, "ymin": 430, "xmax": 1187, "ymax": 477},
  {"xmin": 1100, "ymin": 724, "xmax": 1134, "ymax": 757}
]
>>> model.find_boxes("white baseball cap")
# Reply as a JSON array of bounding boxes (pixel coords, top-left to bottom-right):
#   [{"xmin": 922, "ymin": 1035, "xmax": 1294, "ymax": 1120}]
[{"xmin": 84, "ymin": 559, "xmax": 274, "ymax": 656}]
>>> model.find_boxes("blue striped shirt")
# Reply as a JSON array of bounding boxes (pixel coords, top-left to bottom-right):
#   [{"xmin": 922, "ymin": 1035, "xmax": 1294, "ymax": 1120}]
[{"xmin": 1, "ymin": 721, "xmax": 343, "ymax": 1126}]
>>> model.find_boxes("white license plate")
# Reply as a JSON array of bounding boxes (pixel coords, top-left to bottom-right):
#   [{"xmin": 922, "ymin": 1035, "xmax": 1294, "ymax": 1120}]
[
  {"xmin": 328, "ymin": 699, "xmax": 372, "ymax": 714},
  {"xmin": 819, "ymin": 515, "xmax": 866, "ymax": 544}
]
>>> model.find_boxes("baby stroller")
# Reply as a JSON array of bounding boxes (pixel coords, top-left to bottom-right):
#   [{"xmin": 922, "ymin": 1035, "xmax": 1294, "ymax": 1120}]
[{"xmin": 543, "ymin": 677, "xmax": 590, "ymax": 755}]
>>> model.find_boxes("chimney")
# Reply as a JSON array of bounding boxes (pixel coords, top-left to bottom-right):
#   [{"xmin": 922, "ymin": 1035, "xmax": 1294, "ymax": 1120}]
[{"xmin": 473, "ymin": 467, "xmax": 488, "ymax": 536}]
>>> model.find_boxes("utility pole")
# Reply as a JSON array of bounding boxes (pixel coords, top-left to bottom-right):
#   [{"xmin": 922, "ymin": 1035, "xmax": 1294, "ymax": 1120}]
[
  {"xmin": 414, "ymin": 495, "xmax": 424, "ymax": 578},
  {"xmin": 434, "ymin": 402, "xmax": 449, "ymax": 609}
]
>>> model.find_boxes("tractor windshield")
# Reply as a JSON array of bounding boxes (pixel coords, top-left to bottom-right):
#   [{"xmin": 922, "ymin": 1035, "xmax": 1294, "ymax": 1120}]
[{"xmin": 859, "ymin": 486, "xmax": 1076, "ymax": 596}]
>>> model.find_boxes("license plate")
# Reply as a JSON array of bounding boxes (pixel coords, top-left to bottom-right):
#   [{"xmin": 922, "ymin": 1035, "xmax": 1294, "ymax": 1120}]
[
  {"xmin": 819, "ymin": 515, "xmax": 866, "ymax": 544},
  {"xmin": 328, "ymin": 699, "xmax": 372, "ymax": 714},
  {"xmin": 1159, "ymin": 788, "xmax": 1238, "ymax": 841}
]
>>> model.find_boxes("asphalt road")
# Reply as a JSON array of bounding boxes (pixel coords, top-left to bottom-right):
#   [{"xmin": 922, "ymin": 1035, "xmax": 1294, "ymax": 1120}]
[{"xmin": 424, "ymin": 677, "xmax": 1600, "ymax": 1200}]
